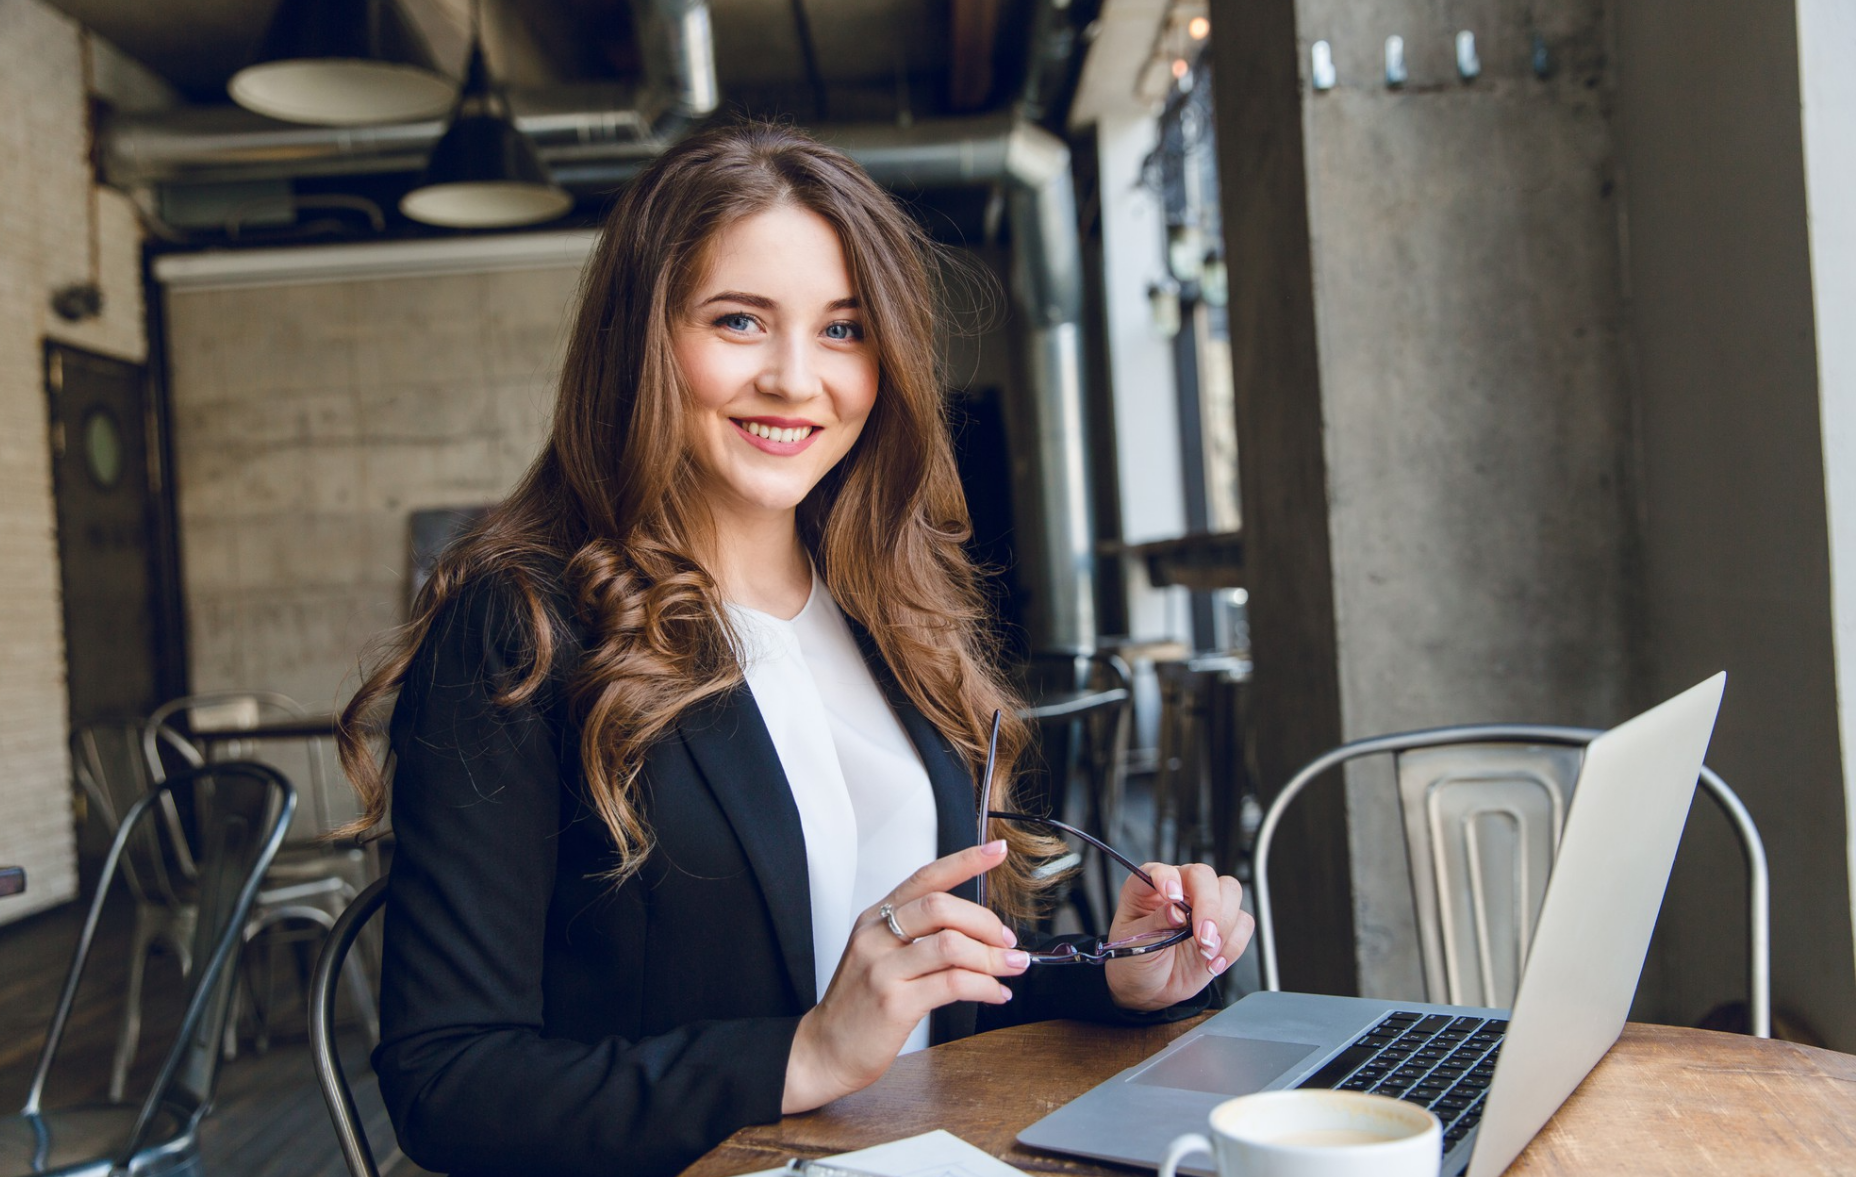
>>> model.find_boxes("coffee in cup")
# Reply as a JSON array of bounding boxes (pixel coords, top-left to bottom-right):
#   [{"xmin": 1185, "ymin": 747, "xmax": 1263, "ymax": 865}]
[{"xmin": 1158, "ymin": 1089, "xmax": 1441, "ymax": 1177}]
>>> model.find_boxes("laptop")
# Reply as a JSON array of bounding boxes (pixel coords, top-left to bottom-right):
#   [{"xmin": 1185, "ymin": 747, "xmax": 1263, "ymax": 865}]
[{"xmin": 1017, "ymin": 673, "xmax": 1725, "ymax": 1177}]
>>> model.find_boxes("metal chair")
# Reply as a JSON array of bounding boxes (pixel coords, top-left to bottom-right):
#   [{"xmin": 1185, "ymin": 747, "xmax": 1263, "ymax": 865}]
[
  {"xmin": 310, "ymin": 878, "xmax": 390, "ymax": 1177},
  {"xmin": 70, "ymin": 723, "xmax": 201, "ymax": 1103},
  {"xmin": 0, "ymin": 763, "xmax": 294, "ymax": 1177},
  {"xmin": 1252, "ymin": 725, "xmax": 1771, "ymax": 1038},
  {"xmin": 142, "ymin": 693, "xmax": 378, "ymax": 1061}
]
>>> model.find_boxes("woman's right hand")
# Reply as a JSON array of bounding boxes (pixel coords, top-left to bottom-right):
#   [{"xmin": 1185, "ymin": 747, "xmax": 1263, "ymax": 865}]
[{"xmin": 782, "ymin": 839, "xmax": 1028, "ymax": 1113}]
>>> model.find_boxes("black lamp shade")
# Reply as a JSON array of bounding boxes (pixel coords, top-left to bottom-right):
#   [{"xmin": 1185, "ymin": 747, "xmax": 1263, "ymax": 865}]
[
  {"xmin": 399, "ymin": 115, "xmax": 574, "ymax": 228},
  {"xmin": 399, "ymin": 40, "xmax": 572, "ymax": 229},
  {"xmin": 229, "ymin": 0, "xmax": 454, "ymax": 125}
]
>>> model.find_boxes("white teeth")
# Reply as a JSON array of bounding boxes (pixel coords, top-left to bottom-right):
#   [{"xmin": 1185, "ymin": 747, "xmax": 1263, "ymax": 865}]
[{"xmin": 741, "ymin": 421, "xmax": 813, "ymax": 443}]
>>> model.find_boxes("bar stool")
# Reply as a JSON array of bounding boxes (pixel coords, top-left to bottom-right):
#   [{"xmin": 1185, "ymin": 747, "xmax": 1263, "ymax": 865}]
[
  {"xmin": 1153, "ymin": 653, "xmax": 1255, "ymax": 874},
  {"xmin": 1016, "ymin": 650, "xmax": 1134, "ymax": 930}
]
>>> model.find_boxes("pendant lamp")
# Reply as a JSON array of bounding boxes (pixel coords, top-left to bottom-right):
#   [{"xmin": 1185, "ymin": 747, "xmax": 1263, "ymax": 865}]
[
  {"xmin": 399, "ymin": 18, "xmax": 573, "ymax": 230},
  {"xmin": 229, "ymin": 0, "xmax": 455, "ymax": 126}
]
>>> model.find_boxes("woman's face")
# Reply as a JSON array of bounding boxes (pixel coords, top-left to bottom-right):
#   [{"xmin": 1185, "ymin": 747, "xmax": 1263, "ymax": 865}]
[{"xmin": 672, "ymin": 203, "xmax": 878, "ymax": 525}]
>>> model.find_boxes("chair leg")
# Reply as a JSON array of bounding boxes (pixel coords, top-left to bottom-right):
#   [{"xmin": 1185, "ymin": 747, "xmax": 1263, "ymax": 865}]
[
  {"xmin": 1155, "ymin": 683, "xmax": 1179, "ymax": 863},
  {"xmin": 252, "ymin": 934, "xmax": 277, "ymax": 1055},
  {"xmin": 111, "ymin": 906, "xmax": 157, "ymax": 1102},
  {"xmin": 222, "ymin": 979, "xmax": 242, "ymax": 1063}
]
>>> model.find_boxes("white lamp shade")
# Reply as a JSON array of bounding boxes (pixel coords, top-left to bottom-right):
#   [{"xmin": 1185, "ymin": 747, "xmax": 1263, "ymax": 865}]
[
  {"xmin": 399, "ymin": 181, "xmax": 575, "ymax": 229},
  {"xmin": 229, "ymin": 59, "xmax": 456, "ymax": 125}
]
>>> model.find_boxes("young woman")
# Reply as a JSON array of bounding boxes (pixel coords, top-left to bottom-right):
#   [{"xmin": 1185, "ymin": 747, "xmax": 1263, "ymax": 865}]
[{"xmin": 338, "ymin": 121, "xmax": 1253, "ymax": 1177}]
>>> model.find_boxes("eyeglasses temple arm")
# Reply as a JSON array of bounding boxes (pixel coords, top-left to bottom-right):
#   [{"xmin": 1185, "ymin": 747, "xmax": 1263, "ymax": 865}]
[
  {"xmin": 976, "ymin": 710, "xmax": 1003, "ymax": 911},
  {"xmin": 984, "ymin": 810, "xmax": 1181, "ymax": 904}
]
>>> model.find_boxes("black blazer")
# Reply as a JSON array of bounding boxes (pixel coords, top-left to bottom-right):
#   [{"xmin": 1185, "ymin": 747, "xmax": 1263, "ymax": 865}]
[{"xmin": 375, "ymin": 577, "xmax": 1204, "ymax": 1177}]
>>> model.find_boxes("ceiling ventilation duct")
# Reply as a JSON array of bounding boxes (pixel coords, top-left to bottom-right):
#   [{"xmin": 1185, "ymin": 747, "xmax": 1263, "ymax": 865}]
[{"xmin": 228, "ymin": 0, "xmax": 455, "ymax": 126}]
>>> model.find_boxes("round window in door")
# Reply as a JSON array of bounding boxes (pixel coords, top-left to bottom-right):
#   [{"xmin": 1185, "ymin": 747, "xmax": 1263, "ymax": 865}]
[{"xmin": 83, "ymin": 407, "xmax": 124, "ymax": 490}]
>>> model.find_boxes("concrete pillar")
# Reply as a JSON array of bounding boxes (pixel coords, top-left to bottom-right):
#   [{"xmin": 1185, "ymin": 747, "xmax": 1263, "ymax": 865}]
[
  {"xmin": 1615, "ymin": 0, "xmax": 1856, "ymax": 1049},
  {"xmin": 1206, "ymin": 0, "xmax": 1856, "ymax": 1046},
  {"xmin": 1202, "ymin": 0, "xmax": 1352, "ymax": 995},
  {"xmin": 1206, "ymin": 0, "xmax": 1634, "ymax": 995}
]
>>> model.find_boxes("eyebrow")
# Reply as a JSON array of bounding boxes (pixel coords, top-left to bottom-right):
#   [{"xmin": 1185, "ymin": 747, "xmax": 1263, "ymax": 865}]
[{"xmin": 697, "ymin": 290, "xmax": 861, "ymax": 312}]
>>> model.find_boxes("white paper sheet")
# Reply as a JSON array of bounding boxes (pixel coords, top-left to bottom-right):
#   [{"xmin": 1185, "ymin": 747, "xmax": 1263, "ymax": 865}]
[{"xmin": 745, "ymin": 1128, "xmax": 1028, "ymax": 1177}]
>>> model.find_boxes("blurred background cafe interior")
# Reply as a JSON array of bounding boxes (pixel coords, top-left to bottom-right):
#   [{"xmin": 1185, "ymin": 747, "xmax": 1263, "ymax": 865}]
[{"xmin": 1, "ymin": 0, "xmax": 1853, "ymax": 1173}]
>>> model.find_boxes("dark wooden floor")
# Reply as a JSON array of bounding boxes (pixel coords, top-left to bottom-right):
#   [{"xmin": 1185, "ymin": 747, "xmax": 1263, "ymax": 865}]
[{"xmin": 1, "ymin": 891, "xmax": 433, "ymax": 1176}]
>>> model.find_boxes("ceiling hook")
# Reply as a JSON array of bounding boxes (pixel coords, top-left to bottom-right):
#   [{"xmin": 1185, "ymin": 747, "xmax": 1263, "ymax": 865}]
[
  {"xmin": 1456, "ymin": 30, "xmax": 1481, "ymax": 81},
  {"xmin": 1312, "ymin": 40, "xmax": 1336, "ymax": 91},
  {"xmin": 1385, "ymin": 35, "xmax": 1408, "ymax": 88}
]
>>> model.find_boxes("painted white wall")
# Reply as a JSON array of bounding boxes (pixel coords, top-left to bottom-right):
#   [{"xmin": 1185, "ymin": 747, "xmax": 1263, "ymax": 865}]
[
  {"xmin": 1797, "ymin": 0, "xmax": 1856, "ymax": 987},
  {"xmin": 1098, "ymin": 117, "xmax": 1187, "ymax": 546},
  {"xmin": 1095, "ymin": 116, "xmax": 1192, "ymax": 747},
  {"xmin": 0, "ymin": 0, "xmax": 156, "ymax": 925}
]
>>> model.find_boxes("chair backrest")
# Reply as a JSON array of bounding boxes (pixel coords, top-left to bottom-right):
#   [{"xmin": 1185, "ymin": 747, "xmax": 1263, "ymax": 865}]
[
  {"xmin": 1392, "ymin": 742, "xmax": 1585, "ymax": 1008},
  {"xmin": 311, "ymin": 876, "xmax": 389, "ymax": 1177},
  {"xmin": 1020, "ymin": 650, "xmax": 1134, "ymax": 798},
  {"xmin": 24, "ymin": 762, "xmax": 294, "ymax": 1164},
  {"xmin": 1252, "ymin": 725, "xmax": 1771, "ymax": 1038},
  {"xmin": 145, "ymin": 691, "xmax": 345, "ymax": 842},
  {"xmin": 72, "ymin": 721, "xmax": 184, "ymax": 906}
]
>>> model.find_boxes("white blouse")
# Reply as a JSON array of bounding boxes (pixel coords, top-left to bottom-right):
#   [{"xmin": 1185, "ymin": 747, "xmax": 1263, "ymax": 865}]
[{"xmin": 725, "ymin": 566, "xmax": 940, "ymax": 1054}]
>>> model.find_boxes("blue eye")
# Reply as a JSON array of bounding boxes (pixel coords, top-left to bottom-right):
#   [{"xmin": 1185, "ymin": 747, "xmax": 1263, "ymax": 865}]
[
  {"xmin": 824, "ymin": 321, "xmax": 864, "ymax": 341},
  {"xmin": 714, "ymin": 312, "xmax": 757, "ymax": 332}
]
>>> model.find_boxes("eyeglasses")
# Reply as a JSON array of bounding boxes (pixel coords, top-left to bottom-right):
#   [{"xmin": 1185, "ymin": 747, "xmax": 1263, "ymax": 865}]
[{"xmin": 975, "ymin": 709, "xmax": 1195, "ymax": 964}]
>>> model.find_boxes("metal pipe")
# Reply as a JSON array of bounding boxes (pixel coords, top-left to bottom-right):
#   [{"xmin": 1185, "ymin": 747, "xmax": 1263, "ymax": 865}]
[{"xmin": 105, "ymin": 0, "xmax": 714, "ymax": 188}]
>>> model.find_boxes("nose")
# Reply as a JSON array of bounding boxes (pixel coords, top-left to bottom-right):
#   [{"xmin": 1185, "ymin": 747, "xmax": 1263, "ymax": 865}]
[{"xmin": 755, "ymin": 330, "xmax": 822, "ymax": 402}]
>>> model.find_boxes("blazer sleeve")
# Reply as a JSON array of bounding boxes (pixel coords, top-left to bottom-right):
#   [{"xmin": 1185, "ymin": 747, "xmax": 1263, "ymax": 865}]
[{"xmin": 373, "ymin": 581, "xmax": 802, "ymax": 1177}]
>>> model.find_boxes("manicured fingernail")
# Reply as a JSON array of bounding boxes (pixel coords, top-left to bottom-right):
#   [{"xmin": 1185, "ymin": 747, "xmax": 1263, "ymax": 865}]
[
  {"xmin": 1005, "ymin": 950, "xmax": 1030, "ymax": 968},
  {"xmin": 1213, "ymin": 956, "xmax": 1229, "ymax": 975},
  {"xmin": 1001, "ymin": 925, "xmax": 1017, "ymax": 948},
  {"xmin": 1166, "ymin": 881, "xmax": 1184, "ymax": 901},
  {"xmin": 999, "ymin": 984, "xmax": 1014, "ymax": 1001},
  {"xmin": 1170, "ymin": 904, "xmax": 1188, "ymax": 925},
  {"xmin": 1199, "ymin": 920, "xmax": 1217, "ymax": 944},
  {"xmin": 984, "ymin": 839, "xmax": 1008, "ymax": 855}
]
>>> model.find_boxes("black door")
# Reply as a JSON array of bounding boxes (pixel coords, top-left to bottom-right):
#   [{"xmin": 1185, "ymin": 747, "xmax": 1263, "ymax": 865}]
[{"xmin": 46, "ymin": 344, "xmax": 179, "ymax": 729}]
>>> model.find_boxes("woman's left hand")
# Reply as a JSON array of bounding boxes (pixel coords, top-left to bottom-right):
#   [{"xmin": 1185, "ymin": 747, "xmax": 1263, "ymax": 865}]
[{"xmin": 1104, "ymin": 862, "xmax": 1254, "ymax": 1012}]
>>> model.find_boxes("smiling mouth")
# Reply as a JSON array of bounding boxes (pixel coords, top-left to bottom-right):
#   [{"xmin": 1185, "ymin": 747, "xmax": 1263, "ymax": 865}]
[{"xmin": 733, "ymin": 419, "xmax": 817, "ymax": 444}]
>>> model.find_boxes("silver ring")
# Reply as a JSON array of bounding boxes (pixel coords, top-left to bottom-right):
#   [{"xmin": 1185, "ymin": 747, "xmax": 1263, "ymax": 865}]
[{"xmin": 878, "ymin": 902, "xmax": 913, "ymax": 944}]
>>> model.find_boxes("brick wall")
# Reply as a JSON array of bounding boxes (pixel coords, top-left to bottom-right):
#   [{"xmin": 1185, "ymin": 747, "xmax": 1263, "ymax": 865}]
[
  {"xmin": 0, "ymin": 0, "xmax": 152, "ymax": 924},
  {"xmin": 161, "ymin": 254, "xmax": 581, "ymax": 716}
]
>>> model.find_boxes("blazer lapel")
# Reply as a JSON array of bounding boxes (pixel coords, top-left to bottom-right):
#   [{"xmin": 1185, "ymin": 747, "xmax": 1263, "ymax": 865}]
[
  {"xmin": 676, "ymin": 682, "xmax": 818, "ymax": 1006},
  {"xmin": 846, "ymin": 623, "xmax": 983, "ymax": 1045}
]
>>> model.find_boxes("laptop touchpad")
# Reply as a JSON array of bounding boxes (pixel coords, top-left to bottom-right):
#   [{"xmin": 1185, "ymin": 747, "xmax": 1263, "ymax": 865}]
[{"xmin": 1130, "ymin": 1036, "xmax": 1324, "ymax": 1097}]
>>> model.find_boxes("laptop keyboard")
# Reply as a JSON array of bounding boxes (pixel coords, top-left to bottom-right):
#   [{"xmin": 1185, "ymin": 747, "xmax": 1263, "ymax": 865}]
[{"xmin": 1296, "ymin": 1011, "xmax": 1507, "ymax": 1150}]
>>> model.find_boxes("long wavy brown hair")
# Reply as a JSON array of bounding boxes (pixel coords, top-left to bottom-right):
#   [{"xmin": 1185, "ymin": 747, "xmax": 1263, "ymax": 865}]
[{"xmin": 337, "ymin": 120, "xmax": 1060, "ymax": 919}]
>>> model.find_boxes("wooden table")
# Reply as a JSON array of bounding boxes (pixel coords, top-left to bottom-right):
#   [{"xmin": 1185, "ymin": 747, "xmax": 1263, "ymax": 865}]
[{"xmin": 683, "ymin": 1017, "xmax": 1856, "ymax": 1176}]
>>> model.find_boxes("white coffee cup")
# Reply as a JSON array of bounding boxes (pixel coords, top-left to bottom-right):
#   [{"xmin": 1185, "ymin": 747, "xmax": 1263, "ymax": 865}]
[{"xmin": 1158, "ymin": 1089, "xmax": 1442, "ymax": 1177}]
